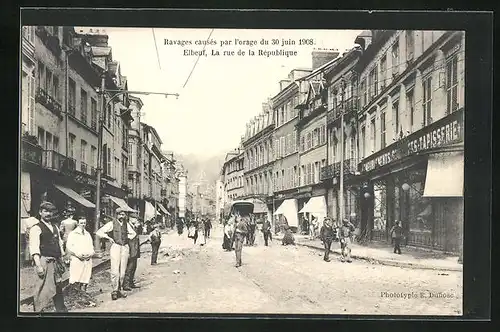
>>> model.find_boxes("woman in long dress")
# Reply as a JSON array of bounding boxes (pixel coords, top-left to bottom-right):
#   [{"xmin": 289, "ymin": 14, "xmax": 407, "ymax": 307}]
[
  {"xmin": 66, "ymin": 218, "xmax": 94, "ymax": 292},
  {"xmin": 222, "ymin": 217, "xmax": 234, "ymax": 251},
  {"xmin": 196, "ymin": 218, "xmax": 206, "ymax": 246}
]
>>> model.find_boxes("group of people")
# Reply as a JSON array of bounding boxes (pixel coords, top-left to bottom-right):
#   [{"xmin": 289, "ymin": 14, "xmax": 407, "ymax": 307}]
[
  {"xmin": 26, "ymin": 200, "xmax": 166, "ymax": 312},
  {"xmin": 185, "ymin": 217, "xmax": 212, "ymax": 246}
]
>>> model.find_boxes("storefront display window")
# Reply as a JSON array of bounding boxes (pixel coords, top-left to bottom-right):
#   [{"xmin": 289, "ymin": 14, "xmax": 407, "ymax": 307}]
[{"xmin": 372, "ymin": 181, "xmax": 387, "ymax": 241}]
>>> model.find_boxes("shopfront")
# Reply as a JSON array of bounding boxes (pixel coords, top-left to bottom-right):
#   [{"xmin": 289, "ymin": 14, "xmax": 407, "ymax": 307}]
[{"xmin": 358, "ymin": 109, "xmax": 464, "ymax": 253}]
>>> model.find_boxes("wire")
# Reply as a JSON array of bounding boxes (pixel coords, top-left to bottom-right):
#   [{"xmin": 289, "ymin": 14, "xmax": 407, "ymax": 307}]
[
  {"xmin": 151, "ymin": 28, "xmax": 161, "ymax": 70},
  {"xmin": 183, "ymin": 29, "xmax": 214, "ymax": 89}
]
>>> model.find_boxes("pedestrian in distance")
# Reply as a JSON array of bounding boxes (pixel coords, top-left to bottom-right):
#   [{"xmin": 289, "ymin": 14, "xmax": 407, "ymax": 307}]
[
  {"xmin": 95, "ymin": 207, "xmax": 137, "ymax": 301},
  {"xmin": 145, "ymin": 222, "xmax": 162, "ymax": 265},
  {"xmin": 204, "ymin": 218, "xmax": 212, "ymax": 238},
  {"xmin": 197, "ymin": 218, "xmax": 207, "ymax": 246},
  {"xmin": 123, "ymin": 216, "xmax": 142, "ymax": 290},
  {"xmin": 223, "ymin": 216, "xmax": 235, "ymax": 251},
  {"xmin": 389, "ymin": 221, "xmax": 404, "ymax": 254},
  {"xmin": 59, "ymin": 206, "xmax": 77, "ymax": 252},
  {"xmin": 66, "ymin": 218, "xmax": 94, "ymax": 293},
  {"xmin": 309, "ymin": 215, "xmax": 318, "ymax": 240},
  {"xmin": 29, "ymin": 201, "xmax": 68, "ymax": 312},
  {"xmin": 282, "ymin": 225, "xmax": 296, "ymax": 246},
  {"xmin": 320, "ymin": 217, "xmax": 335, "ymax": 262},
  {"xmin": 339, "ymin": 218, "xmax": 355, "ymax": 263},
  {"xmin": 261, "ymin": 216, "xmax": 272, "ymax": 246},
  {"xmin": 233, "ymin": 214, "xmax": 249, "ymax": 267}
]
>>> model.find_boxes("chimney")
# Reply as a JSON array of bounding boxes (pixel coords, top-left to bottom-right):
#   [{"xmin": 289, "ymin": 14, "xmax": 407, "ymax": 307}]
[
  {"xmin": 312, "ymin": 48, "xmax": 340, "ymax": 70},
  {"xmin": 354, "ymin": 30, "xmax": 373, "ymax": 51},
  {"xmin": 279, "ymin": 79, "xmax": 291, "ymax": 91}
]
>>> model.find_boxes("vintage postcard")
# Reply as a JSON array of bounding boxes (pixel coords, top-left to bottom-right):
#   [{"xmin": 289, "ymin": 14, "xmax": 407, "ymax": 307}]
[{"xmin": 19, "ymin": 14, "xmax": 470, "ymax": 317}]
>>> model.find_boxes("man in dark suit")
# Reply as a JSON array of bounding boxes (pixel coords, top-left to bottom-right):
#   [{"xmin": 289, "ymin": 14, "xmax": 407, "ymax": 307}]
[{"xmin": 123, "ymin": 215, "xmax": 141, "ymax": 290}]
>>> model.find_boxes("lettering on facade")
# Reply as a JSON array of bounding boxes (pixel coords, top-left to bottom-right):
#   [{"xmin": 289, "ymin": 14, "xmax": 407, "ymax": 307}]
[{"xmin": 360, "ymin": 111, "xmax": 464, "ymax": 173}]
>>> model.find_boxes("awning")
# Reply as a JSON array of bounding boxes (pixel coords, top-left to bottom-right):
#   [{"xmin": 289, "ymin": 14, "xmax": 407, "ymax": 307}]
[
  {"xmin": 299, "ymin": 195, "xmax": 327, "ymax": 220},
  {"xmin": 144, "ymin": 201, "xmax": 157, "ymax": 221},
  {"xmin": 108, "ymin": 195, "xmax": 137, "ymax": 213},
  {"xmin": 273, "ymin": 199, "xmax": 299, "ymax": 227},
  {"xmin": 20, "ymin": 171, "xmax": 31, "ymax": 218},
  {"xmin": 54, "ymin": 184, "xmax": 95, "ymax": 208},
  {"xmin": 157, "ymin": 203, "xmax": 171, "ymax": 216},
  {"xmin": 423, "ymin": 152, "xmax": 464, "ymax": 197}
]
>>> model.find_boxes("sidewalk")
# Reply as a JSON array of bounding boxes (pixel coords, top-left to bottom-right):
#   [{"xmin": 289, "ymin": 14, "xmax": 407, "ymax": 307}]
[
  {"xmin": 274, "ymin": 233, "xmax": 463, "ymax": 272},
  {"xmin": 19, "ymin": 234, "xmax": 154, "ymax": 306}
]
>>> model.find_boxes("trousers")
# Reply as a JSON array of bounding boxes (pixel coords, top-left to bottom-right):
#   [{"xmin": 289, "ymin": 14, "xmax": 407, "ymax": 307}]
[
  {"xmin": 323, "ymin": 240, "xmax": 332, "ymax": 261},
  {"xmin": 263, "ymin": 231, "xmax": 272, "ymax": 246},
  {"xmin": 234, "ymin": 232, "xmax": 245, "ymax": 266},
  {"xmin": 110, "ymin": 243, "xmax": 130, "ymax": 292},
  {"xmin": 151, "ymin": 241, "xmax": 161, "ymax": 264},
  {"xmin": 33, "ymin": 257, "xmax": 67, "ymax": 312},
  {"xmin": 394, "ymin": 237, "xmax": 402, "ymax": 254},
  {"xmin": 123, "ymin": 257, "xmax": 138, "ymax": 287},
  {"xmin": 340, "ymin": 237, "xmax": 352, "ymax": 261}
]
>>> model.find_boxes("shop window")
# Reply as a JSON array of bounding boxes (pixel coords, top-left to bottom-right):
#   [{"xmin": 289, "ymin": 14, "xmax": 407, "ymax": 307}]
[{"xmin": 372, "ymin": 182, "xmax": 388, "ymax": 241}]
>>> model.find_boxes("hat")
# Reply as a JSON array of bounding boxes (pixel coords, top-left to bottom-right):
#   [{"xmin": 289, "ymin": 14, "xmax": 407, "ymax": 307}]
[
  {"xmin": 116, "ymin": 207, "xmax": 127, "ymax": 214},
  {"xmin": 39, "ymin": 201, "xmax": 57, "ymax": 212}
]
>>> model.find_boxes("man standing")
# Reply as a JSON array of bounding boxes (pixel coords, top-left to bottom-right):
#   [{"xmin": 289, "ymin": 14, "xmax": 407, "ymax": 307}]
[
  {"xmin": 320, "ymin": 217, "xmax": 335, "ymax": 262},
  {"xmin": 59, "ymin": 206, "xmax": 77, "ymax": 251},
  {"xmin": 29, "ymin": 201, "xmax": 67, "ymax": 312},
  {"xmin": 66, "ymin": 218, "xmax": 94, "ymax": 292},
  {"xmin": 95, "ymin": 207, "xmax": 136, "ymax": 300},
  {"xmin": 123, "ymin": 215, "xmax": 141, "ymax": 291},
  {"xmin": 389, "ymin": 221, "xmax": 403, "ymax": 254},
  {"xmin": 204, "ymin": 218, "xmax": 212, "ymax": 238},
  {"xmin": 233, "ymin": 214, "xmax": 248, "ymax": 268},
  {"xmin": 261, "ymin": 216, "xmax": 272, "ymax": 246},
  {"xmin": 339, "ymin": 218, "xmax": 355, "ymax": 263}
]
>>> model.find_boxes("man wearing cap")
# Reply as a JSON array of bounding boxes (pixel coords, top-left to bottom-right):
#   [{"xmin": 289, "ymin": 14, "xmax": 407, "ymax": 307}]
[
  {"xmin": 233, "ymin": 213, "xmax": 249, "ymax": 268},
  {"xmin": 95, "ymin": 207, "xmax": 136, "ymax": 300},
  {"xmin": 320, "ymin": 217, "xmax": 335, "ymax": 262},
  {"xmin": 59, "ymin": 206, "xmax": 77, "ymax": 252},
  {"xmin": 28, "ymin": 201, "xmax": 67, "ymax": 312},
  {"xmin": 339, "ymin": 218, "xmax": 356, "ymax": 263}
]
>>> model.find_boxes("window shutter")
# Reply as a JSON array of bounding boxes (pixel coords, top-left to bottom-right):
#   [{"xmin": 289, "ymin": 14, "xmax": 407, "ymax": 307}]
[{"xmin": 29, "ymin": 75, "xmax": 36, "ymax": 134}]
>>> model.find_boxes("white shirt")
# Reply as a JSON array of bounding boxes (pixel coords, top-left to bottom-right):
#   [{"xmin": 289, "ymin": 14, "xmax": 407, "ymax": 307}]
[
  {"xmin": 67, "ymin": 227, "xmax": 94, "ymax": 257},
  {"xmin": 29, "ymin": 219, "xmax": 65, "ymax": 257},
  {"xmin": 95, "ymin": 220, "xmax": 137, "ymax": 240},
  {"xmin": 60, "ymin": 217, "xmax": 78, "ymax": 239}
]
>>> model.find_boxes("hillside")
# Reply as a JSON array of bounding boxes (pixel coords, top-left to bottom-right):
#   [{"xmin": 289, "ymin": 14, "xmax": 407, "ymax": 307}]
[{"xmin": 175, "ymin": 153, "xmax": 225, "ymax": 192}]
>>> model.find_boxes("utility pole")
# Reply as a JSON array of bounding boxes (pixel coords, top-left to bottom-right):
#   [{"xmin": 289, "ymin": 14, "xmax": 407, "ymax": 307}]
[
  {"xmin": 339, "ymin": 77, "xmax": 346, "ymax": 222},
  {"xmin": 94, "ymin": 72, "xmax": 106, "ymax": 252}
]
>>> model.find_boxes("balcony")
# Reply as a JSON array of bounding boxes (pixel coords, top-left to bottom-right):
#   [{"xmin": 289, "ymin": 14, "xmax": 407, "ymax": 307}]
[
  {"xmin": 42, "ymin": 150, "xmax": 76, "ymax": 172},
  {"xmin": 21, "ymin": 139, "xmax": 43, "ymax": 166},
  {"xmin": 36, "ymin": 88, "xmax": 62, "ymax": 118},
  {"xmin": 327, "ymin": 98, "xmax": 358, "ymax": 127},
  {"xmin": 80, "ymin": 161, "xmax": 88, "ymax": 174},
  {"xmin": 320, "ymin": 158, "xmax": 358, "ymax": 181}
]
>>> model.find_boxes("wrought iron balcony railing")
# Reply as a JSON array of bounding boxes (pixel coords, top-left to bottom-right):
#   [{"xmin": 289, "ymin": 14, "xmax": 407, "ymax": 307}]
[
  {"xmin": 42, "ymin": 150, "xmax": 76, "ymax": 172},
  {"xmin": 36, "ymin": 88, "xmax": 62, "ymax": 117},
  {"xmin": 21, "ymin": 139, "xmax": 43, "ymax": 165},
  {"xmin": 320, "ymin": 158, "xmax": 358, "ymax": 181},
  {"xmin": 80, "ymin": 161, "xmax": 88, "ymax": 174}
]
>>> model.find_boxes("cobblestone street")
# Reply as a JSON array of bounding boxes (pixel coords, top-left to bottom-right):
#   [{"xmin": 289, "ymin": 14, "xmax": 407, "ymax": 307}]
[{"xmin": 72, "ymin": 226, "xmax": 462, "ymax": 315}]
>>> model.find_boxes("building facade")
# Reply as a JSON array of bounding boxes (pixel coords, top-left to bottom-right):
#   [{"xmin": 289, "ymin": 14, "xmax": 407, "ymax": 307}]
[
  {"xmin": 177, "ymin": 165, "xmax": 189, "ymax": 219},
  {"xmin": 220, "ymin": 149, "xmax": 245, "ymax": 218},
  {"xmin": 352, "ymin": 30, "xmax": 464, "ymax": 253}
]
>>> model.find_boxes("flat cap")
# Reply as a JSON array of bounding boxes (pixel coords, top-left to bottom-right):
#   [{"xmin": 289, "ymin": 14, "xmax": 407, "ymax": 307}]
[{"xmin": 39, "ymin": 201, "xmax": 57, "ymax": 211}]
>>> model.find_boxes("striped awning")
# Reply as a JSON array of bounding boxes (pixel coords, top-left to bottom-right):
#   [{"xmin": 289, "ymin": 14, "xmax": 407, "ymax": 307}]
[{"xmin": 157, "ymin": 203, "xmax": 170, "ymax": 216}]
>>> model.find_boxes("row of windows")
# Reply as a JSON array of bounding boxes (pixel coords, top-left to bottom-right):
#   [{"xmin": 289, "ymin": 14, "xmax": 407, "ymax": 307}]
[
  {"xmin": 300, "ymin": 125, "xmax": 327, "ymax": 153},
  {"xmin": 274, "ymin": 131, "xmax": 297, "ymax": 159},
  {"xmin": 227, "ymin": 175, "xmax": 244, "ymax": 190},
  {"xmin": 247, "ymin": 140, "xmax": 272, "ymax": 170},
  {"xmin": 275, "ymin": 95, "xmax": 300, "ymax": 127}
]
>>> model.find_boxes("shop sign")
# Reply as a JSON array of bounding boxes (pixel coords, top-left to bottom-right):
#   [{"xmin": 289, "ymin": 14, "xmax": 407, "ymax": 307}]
[{"xmin": 360, "ymin": 109, "xmax": 464, "ymax": 173}]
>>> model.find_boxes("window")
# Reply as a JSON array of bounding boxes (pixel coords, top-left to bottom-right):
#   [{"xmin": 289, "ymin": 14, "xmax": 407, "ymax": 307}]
[
  {"xmin": 300, "ymin": 136, "xmax": 305, "ymax": 152},
  {"xmin": 320, "ymin": 125, "xmax": 326, "ymax": 144},
  {"xmin": 312, "ymin": 128, "xmax": 318, "ymax": 147},
  {"xmin": 446, "ymin": 55, "xmax": 459, "ymax": 114},
  {"xmin": 91, "ymin": 98, "xmax": 97, "ymax": 130},
  {"xmin": 22, "ymin": 26, "xmax": 34, "ymax": 43},
  {"xmin": 393, "ymin": 100, "xmax": 400, "ymax": 137},
  {"xmin": 392, "ymin": 41, "xmax": 400, "ymax": 76},
  {"xmin": 380, "ymin": 110, "xmax": 386, "ymax": 148},
  {"xmin": 422, "ymin": 76, "xmax": 432, "ymax": 125},
  {"xmin": 91, "ymin": 146, "xmax": 97, "ymax": 168},
  {"xmin": 28, "ymin": 74, "xmax": 35, "ymax": 133},
  {"xmin": 69, "ymin": 134, "xmax": 75, "ymax": 158},
  {"xmin": 292, "ymin": 131, "xmax": 296, "ymax": 152},
  {"xmin": 38, "ymin": 127, "xmax": 45, "ymax": 149},
  {"xmin": 107, "ymin": 147, "xmax": 112, "ymax": 177},
  {"xmin": 307, "ymin": 164, "xmax": 312, "ymax": 184},
  {"xmin": 360, "ymin": 80, "xmax": 367, "ymax": 107},
  {"xmin": 45, "ymin": 69, "xmax": 52, "ymax": 95},
  {"xmin": 53, "ymin": 136, "xmax": 59, "ymax": 152},
  {"xmin": 349, "ymin": 135, "xmax": 355, "ymax": 161},
  {"xmin": 80, "ymin": 89, "xmax": 88, "ymax": 124},
  {"xmin": 368, "ymin": 68, "xmax": 378, "ymax": 99},
  {"xmin": 406, "ymin": 31, "xmax": 415, "ymax": 60},
  {"xmin": 81, "ymin": 140, "xmax": 87, "ymax": 164},
  {"xmin": 380, "ymin": 54, "xmax": 387, "ymax": 90},
  {"xmin": 280, "ymin": 137, "xmax": 285, "ymax": 157},
  {"xmin": 52, "ymin": 75, "xmax": 59, "ymax": 101},
  {"xmin": 68, "ymin": 79, "xmax": 76, "ymax": 116},
  {"xmin": 45, "ymin": 132, "xmax": 53, "ymax": 151},
  {"xmin": 407, "ymin": 90, "xmax": 415, "ymax": 128},
  {"xmin": 107, "ymin": 103, "xmax": 113, "ymax": 128},
  {"xmin": 37, "ymin": 62, "xmax": 45, "ymax": 90},
  {"xmin": 360, "ymin": 126, "xmax": 366, "ymax": 159},
  {"xmin": 115, "ymin": 157, "xmax": 120, "ymax": 182},
  {"xmin": 311, "ymin": 163, "xmax": 316, "ymax": 184},
  {"xmin": 280, "ymin": 107, "xmax": 285, "ymax": 126},
  {"xmin": 306, "ymin": 132, "xmax": 312, "ymax": 150}
]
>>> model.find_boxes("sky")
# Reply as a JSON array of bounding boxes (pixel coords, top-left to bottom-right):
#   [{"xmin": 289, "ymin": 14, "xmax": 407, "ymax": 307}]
[{"xmin": 101, "ymin": 28, "xmax": 363, "ymax": 158}]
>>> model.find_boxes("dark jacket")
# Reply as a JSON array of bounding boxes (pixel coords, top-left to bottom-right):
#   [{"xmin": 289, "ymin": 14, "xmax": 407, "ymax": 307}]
[
  {"xmin": 235, "ymin": 217, "xmax": 249, "ymax": 234},
  {"xmin": 340, "ymin": 222, "xmax": 355, "ymax": 238},
  {"xmin": 128, "ymin": 233, "xmax": 140, "ymax": 258},
  {"xmin": 320, "ymin": 225, "xmax": 335, "ymax": 242},
  {"xmin": 262, "ymin": 220, "xmax": 271, "ymax": 233},
  {"xmin": 390, "ymin": 225, "xmax": 403, "ymax": 238}
]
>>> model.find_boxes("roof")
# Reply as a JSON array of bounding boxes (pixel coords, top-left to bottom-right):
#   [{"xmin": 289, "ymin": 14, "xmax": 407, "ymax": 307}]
[
  {"xmin": 91, "ymin": 46, "xmax": 112, "ymax": 57},
  {"xmin": 141, "ymin": 122, "xmax": 163, "ymax": 145},
  {"xmin": 296, "ymin": 56, "xmax": 341, "ymax": 82}
]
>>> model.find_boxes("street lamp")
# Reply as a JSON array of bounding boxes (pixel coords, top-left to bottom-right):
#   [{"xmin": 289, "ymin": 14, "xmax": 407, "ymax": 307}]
[{"xmin": 93, "ymin": 72, "xmax": 179, "ymax": 252}]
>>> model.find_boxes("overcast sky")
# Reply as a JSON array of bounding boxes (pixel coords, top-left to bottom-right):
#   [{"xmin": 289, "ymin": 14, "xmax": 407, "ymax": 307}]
[{"xmin": 102, "ymin": 28, "xmax": 363, "ymax": 157}]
